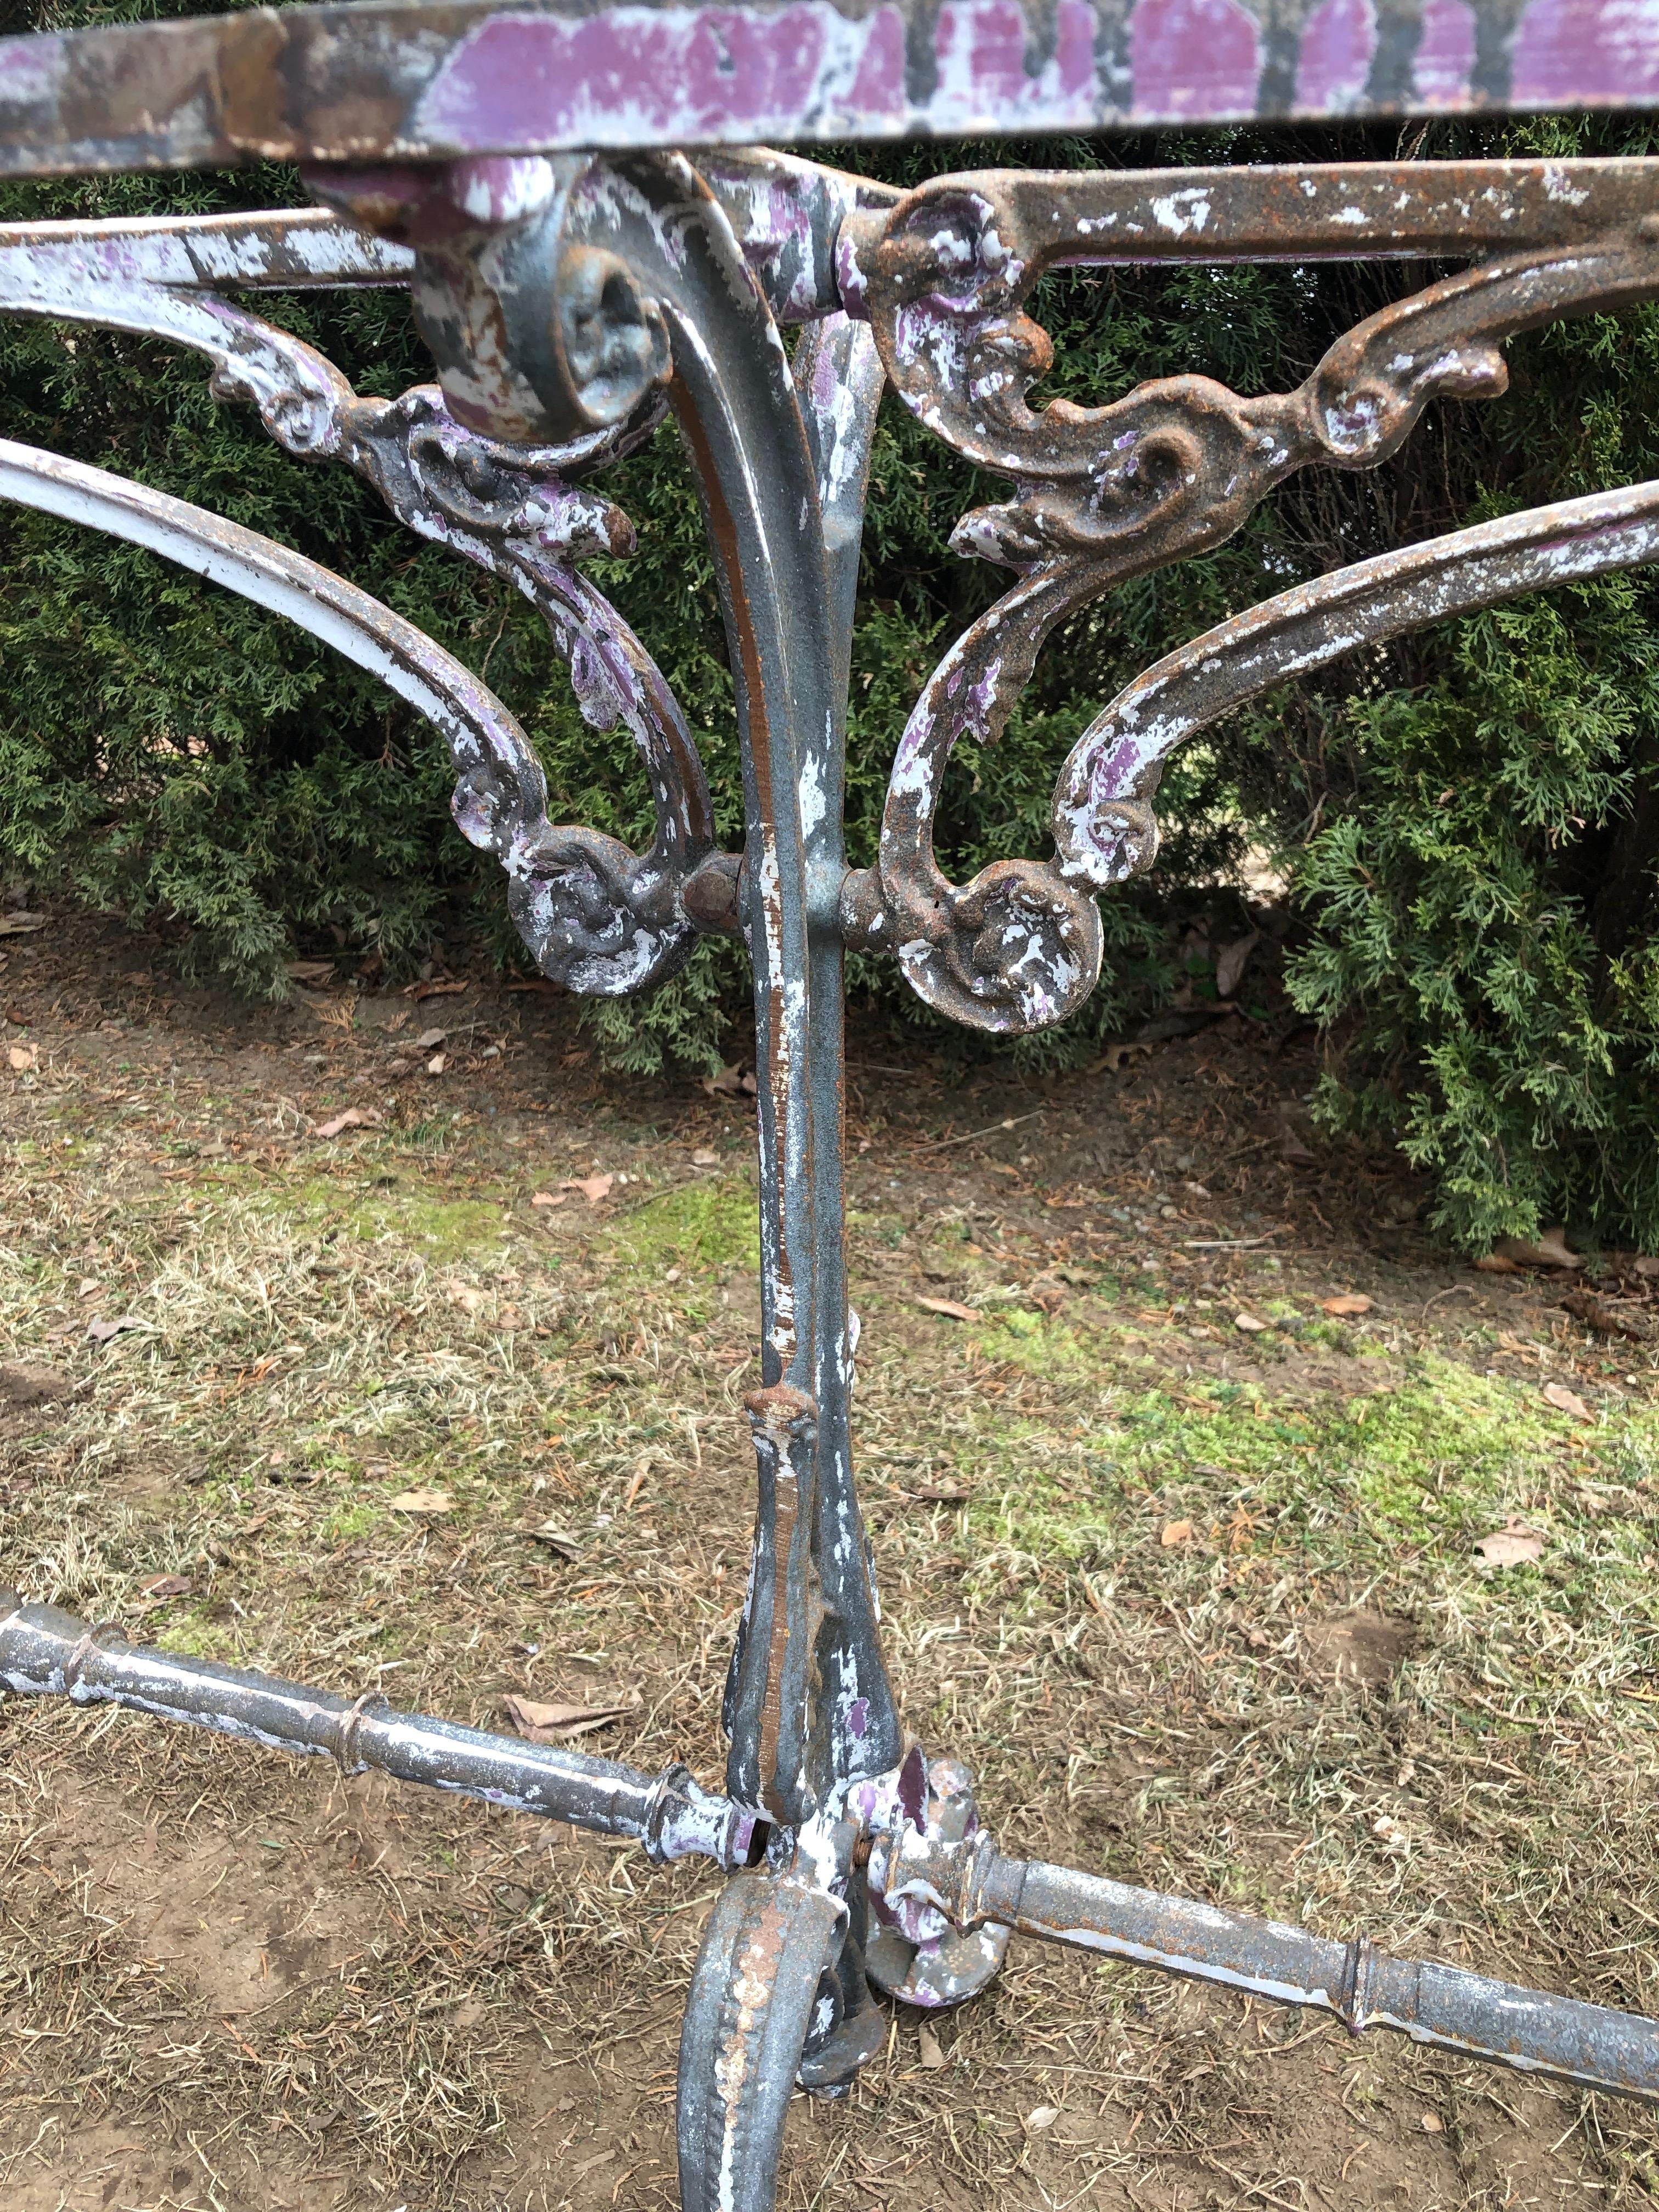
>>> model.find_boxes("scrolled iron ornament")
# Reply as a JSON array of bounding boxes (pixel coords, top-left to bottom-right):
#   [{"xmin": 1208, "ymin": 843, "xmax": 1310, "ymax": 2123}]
[{"xmin": 839, "ymin": 167, "xmax": 1659, "ymax": 1030}]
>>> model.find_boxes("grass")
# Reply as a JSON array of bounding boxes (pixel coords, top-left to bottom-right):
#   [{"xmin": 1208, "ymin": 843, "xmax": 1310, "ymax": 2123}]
[{"xmin": 2, "ymin": 935, "xmax": 1658, "ymax": 2209}]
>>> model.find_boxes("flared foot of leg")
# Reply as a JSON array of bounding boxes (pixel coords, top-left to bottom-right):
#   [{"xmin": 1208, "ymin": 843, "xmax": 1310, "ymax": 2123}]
[{"xmin": 677, "ymin": 1871, "xmax": 846, "ymax": 2212}]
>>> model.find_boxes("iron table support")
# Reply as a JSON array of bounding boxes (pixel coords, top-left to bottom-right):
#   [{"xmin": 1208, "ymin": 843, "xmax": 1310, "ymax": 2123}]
[{"xmin": 1, "ymin": 10, "xmax": 1658, "ymax": 2206}]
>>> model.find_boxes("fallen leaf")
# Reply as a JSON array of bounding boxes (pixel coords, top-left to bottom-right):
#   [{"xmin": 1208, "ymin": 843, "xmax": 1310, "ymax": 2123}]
[
  {"xmin": 1372, "ymin": 1813, "xmax": 1410, "ymax": 1854},
  {"xmin": 562, "ymin": 1173, "xmax": 614, "ymax": 1205},
  {"xmin": 529, "ymin": 1523, "xmax": 582, "ymax": 1560},
  {"xmin": 311, "ymin": 996, "xmax": 357, "ymax": 1031},
  {"xmin": 501, "ymin": 1692, "xmax": 631, "ymax": 1743},
  {"xmin": 909, "ymin": 1482, "xmax": 973, "ymax": 1503},
  {"xmin": 531, "ymin": 1189, "xmax": 567, "ymax": 1209},
  {"xmin": 285, "ymin": 958, "xmax": 336, "ymax": 985},
  {"xmin": 425, "ymin": 1053, "xmax": 447, "ymax": 1077},
  {"xmin": 917, "ymin": 2022, "xmax": 947, "ymax": 2070},
  {"xmin": 1493, "ymin": 1227, "xmax": 1582, "ymax": 1271},
  {"xmin": 1214, "ymin": 930, "xmax": 1261, "ymax": 1001},
  {"xmin": 1472, "ymin": 1520, "xmax": 1546, "ymax": 1568},
  {"xmin": 87, "ymin": 1314, "xmax": 142, "ymax": 1342},
  {"xmin": 1160, "ymin": 1519, "xmax": 1194, "ymax": 1548},
  {"xmin": 703, "ymin": 1063, "xmax": 746, "ymax": 1096},
  {"xmin": 691, "ymin": 1148, "xmax": 719, "ymax": 1167},
  {"xmin": 1560, "ymin": 1289, "xmax": 1649, "ymax": 1341},
  {"xmin": 404, "ymin": 978, "xmax": 467, "ymax": 1000},
  {"xmin": 1025, "ymin": 2103, "xmax": 1059, "ymax": 2129},
  {"xmin": 390, "ymin": 1487, "xmax": 453, "ymax": 1514},
  {"xmin": 413, "ymin": 1026, "xmax": 447, "ymax": 1052},
  {"xmin": 1233, "ymin": 1311, "xmax": 1267, "ymax": 1333},
  {"xmin": 8, "ymin": 1042, "xmax": 38, "ymax": 1071},
  {"xmin": 447, "ymin": 1283, "xmax": 488, "ymax": 1314},
  {"xmin": 1475, "ymin": 1254, "xmax": 1521, "ymax": 1274},
  {"xmin": 1421, "ymin": 2113, "xmax": 1443, "ymax": 2135},
  {"xmin": 1088, "ymin": 1039, "xmax": 1151, "ymax": 1075},
  {"xmin": 1321, "ymin": 1294, "xmax": 1374, "ymax": 1317},
  {"xmin": 315, "ymin": 1107, "xmax": 382, "ymax": 1139},
  {"xmin": 916, "ymin": 1294, "xmax": 978, "ymax": 1323},
  {"xmin": 0, "ymin": 911, "xmax": 47, "ymax": 935},
  {"xmin": 138, "ymin": 1572, "xmax": 193, "ymax": 1600},
  {"xmin": 1542, "ymin": 1381, "xmax": 1593, "ymax": 1422}
]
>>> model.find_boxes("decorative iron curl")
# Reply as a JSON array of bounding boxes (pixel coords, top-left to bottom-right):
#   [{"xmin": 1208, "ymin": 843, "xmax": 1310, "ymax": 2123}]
[{"xmin": 835, "ymin": 165, "xmax": 1659, "ymax": 1031}]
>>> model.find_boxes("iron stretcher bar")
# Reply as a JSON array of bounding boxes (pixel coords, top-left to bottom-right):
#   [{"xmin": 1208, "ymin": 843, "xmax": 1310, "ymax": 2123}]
[
  {"xmin": 0, "ymin": 1595, "xmax": 743, "ymax": 1863},
  {"xmin": 977, "ymin": 1851, "xmax": 1659, "ymax": 2104}
]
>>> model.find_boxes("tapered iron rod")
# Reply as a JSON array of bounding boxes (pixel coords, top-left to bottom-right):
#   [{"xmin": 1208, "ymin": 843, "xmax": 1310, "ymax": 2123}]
[
  {"xmin": 0, "ymin": 1594, "xmax": 750, "ymax": 1866},
  {"xmin": 881, "ymin": 1834, "xmax": 1659, "ymax": 2104}
]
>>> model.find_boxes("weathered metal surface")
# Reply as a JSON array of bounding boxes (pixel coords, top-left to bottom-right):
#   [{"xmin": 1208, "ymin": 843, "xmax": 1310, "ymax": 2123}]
[
  {"xmin": 840, "ymin": 160, "xmax": 1659, "ymax": 1031},
  {"xmin": 0, "ymin": 1593, "xmax": 756, "ymax": 1864},
  {"xmin": 3, "ymin": 0, "xmax": 1659, "ymax": 180},
  {"xmin": 678, "ymin": 1871, "xmax": 849, "ymax": 2212},
  {"xmin": 2, "ymin": 41, "xmax": 1659, "ymax": 2202},
  {"xmin": 1054, "ymin": 473, "xmax": 1659, "ymax": 886},
  {"xmin": 870, "ymin": 1823, "xmax": 1659, "ymax": 2103}
]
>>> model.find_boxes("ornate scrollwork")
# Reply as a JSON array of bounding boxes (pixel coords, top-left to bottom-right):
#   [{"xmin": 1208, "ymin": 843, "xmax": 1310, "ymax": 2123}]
[
  {"xmin": 837, "ymin": 165, "xmax": 1659, "ymax": 1031},
  {"xmin": 0, "ymin": 211, "xmax": 720, "ymax": 996}
]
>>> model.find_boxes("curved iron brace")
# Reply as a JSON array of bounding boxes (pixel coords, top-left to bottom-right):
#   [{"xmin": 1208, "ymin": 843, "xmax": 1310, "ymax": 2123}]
[
  {"xmin": 1053, "ymin": 476, "xmax": 1659, "ymax": 881},
  {"xmin": 0, "ymin": 436, "xmax": 597, "ymax": 923},
  {"xmin": 0, "ymin": 208, "xmax": 717, "ymax": 994},
  {"xmin": 838, "ymin": 163, "xmax": 1659, "ymax": 1030}
]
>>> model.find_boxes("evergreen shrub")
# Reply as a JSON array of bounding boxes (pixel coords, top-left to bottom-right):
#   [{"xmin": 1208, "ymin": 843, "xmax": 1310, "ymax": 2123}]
[{"xmin": 2, "ymin": 2, "xmax": 1658, "ymax": 1249}]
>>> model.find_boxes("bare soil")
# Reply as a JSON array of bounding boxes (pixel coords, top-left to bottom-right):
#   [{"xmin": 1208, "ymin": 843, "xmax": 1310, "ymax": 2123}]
[{"xmin": 2, "ymin": 917, "xmax": 1657, "ymax": 2211}]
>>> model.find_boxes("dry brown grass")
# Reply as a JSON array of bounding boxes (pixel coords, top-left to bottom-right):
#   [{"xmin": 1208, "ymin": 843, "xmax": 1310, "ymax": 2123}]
[{"xmin": 2, "ymin": 922, "xmax": 1657, "ymax": 2210}]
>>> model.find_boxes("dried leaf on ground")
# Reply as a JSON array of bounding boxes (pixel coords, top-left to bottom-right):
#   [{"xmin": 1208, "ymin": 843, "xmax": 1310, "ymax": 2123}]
[
  {"xmin": 531, "ymin": 1189, "xmax": 567, "ymax": 1209},
  {"xmin": 1321, "ymin": 1294, "xmax": 1374, "ymax": 1317},
  {"xmin": 137, "ymin": 1573, "xmax": 193, "ymax": 1600},
  {"xmin": 1025, "ymin": 2104, "xmax": 1059, "ymax": 2129},
  {"xmin": 311, "ymin": 997, "xmax": 357, "ymax": 1031},
  {"xmin": 1542, "ymin": 1381, "xmax": 1593, "ymax": 1422},
  {"xmin": 1475, "ymin": 1253, "xmax": 1521, "ymax": 1273},
  {"xmin": 917, "ymin": 2023, "xmax": 946, "ymax": 2070},
  {"xmin": 315, "ymin": 1107, "xmax": 382, "ymax": 1139},
  {"xmin": 909, "ymin": 1481, "xmax": 973, "ymax": 1503},
  {"xmin": 1472, "ymin": 1520, "xmax": 1547, "ymax": 1567},
  {"xmin": 413, "ymin": 1027, "xmax": 447, "ymax": 1052},
  {"xmin": 916, "ymin": 1294, "xmax": 978, "ymax": 1323},
  {"xmin": 1160, "ymin": 1519, "xmax": 1194, "ymax": 1547},
  {"xmin": 425, "ymin": 1053, "xmax": 447, "ymax": 1077},
  {"xmin": 404, "ymin": 979, "xmax": 467, "ymax": 1000},
  {"xmin": 562, "ymin": 1173, "xmax": 614, "ymax": 1205},
  {"xmin": 7, "ymin": 1043, "xmax": 37, "ymax": 1071},
  {"xmin": 1233, "ymin": 1311, "xmax": 1267, "ymax": 1333},
  {"xmin": 1214, "ymin": 930, "xmax": 1261, "ymax": 1001},
  {"xmin": 691, "ymin": 1149, "xmax": 719, "ymax": 1167},
  {"xmin": 1560, "ymin": 1290, "xmax": 1649, "ymax": 1341},
  {"xmin": 1493, "ymin": 1228, "xmax": 1582, "ymax": 1270},
  {"xmin": 1088, "ymin": 1040, "xmax": 1151, "ymax": 1075},
  {"xmin": 447, "ymin": 1283, "xmax": 488, "ymax": 1314},
  {"xmin": 0, "ymin": 911, "xmax": 47, "ymax": 935},
  {"xmin": 284, "ymin": 958, "xmax": 335, "ymax": 984},
  {"xmin": 86, "ymin": 1313, "xmax": 142, "ymax": 1342},
  {"xmin": 501, "ymin": 1693, "xmax": 631, "ymax": 1742},
  {"xmin": 529, "ymin": 1524, "xmax": 582, "ymax": 1560},
  {"xmin": 389, "ymin": 1488, "xmax": 453, "ymax": 1514},
  {"xmin": 702, "ymin": 1064, "xmax": 746, "ymax": 1096}
]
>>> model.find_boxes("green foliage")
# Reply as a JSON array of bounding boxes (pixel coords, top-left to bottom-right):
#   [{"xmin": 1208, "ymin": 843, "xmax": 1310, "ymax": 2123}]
[{"xmin": 4, "ymin": 7, "xmax": 1659, "ymax": 1246}]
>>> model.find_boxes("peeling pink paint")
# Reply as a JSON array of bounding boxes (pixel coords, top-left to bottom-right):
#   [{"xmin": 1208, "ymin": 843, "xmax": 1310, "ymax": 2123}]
[
  {"xmin": 1412, "ymin": 0, "xmax": 1476, "ymax": 106},
  {"xmin": 415, "ymin": 5, "xmax": 834, "ymax": 147},
  {"xmin": 1128, "ymin": 0, "xmax": 1260, "ymax": 121},
  {"xmin": 929, "ymin": 0, "xmax": 1098, "ymax": 128},
  {"xmin": 1295, "ymin": 0, "xmax": 1376, "ymax": 111},
  {"xmin": 845, "ymin": 3, "xmax": 907, "ymax": 120},
  {"xmin": 1512, "ymin": 0, "xmax": 1659, "ymax": 104}
]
